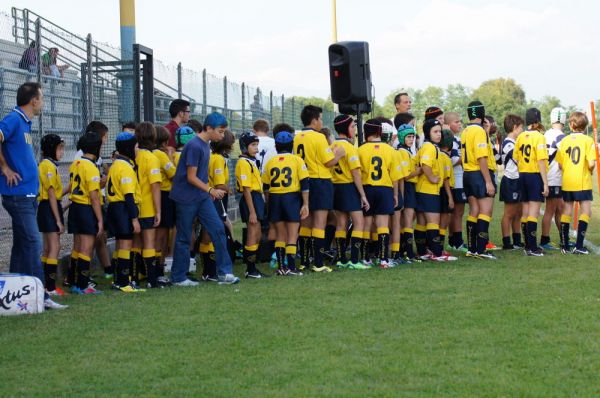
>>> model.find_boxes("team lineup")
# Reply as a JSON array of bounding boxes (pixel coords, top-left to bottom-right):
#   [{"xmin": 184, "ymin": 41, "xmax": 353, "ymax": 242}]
[{"xmin": 2, "ymin": 84, "xmax": 596, "ymax": 301}]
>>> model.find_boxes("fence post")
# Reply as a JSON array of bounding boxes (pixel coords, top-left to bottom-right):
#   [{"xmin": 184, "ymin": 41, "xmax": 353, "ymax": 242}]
[
  {"xmin": 34, "ymin": 18, "xmax": 43, "ymax": 141},
  {"xmin": 281, "ymin": 94, "xmax": 285, "ymax": 125},
  {"xmin": 177, "ymin": 62, "xmax": 182, "ymax": 99},
  {"xmin": 269, "ymin": 91, "xmax": 273, "ymax": 125},
  {"xmin": 86, "ymin": 33, "xmax": 94, "ymax": 124},
  {"xmin": 223, "ymin": 76, "xmax": 228, "ymax": 116},
  {"xmin": 202, "ymin": 68, "xmax": 207, "ymax": 118},
  {"xmin": 241, "ymin": 82, "xmax": 246, "ymax": 132},
  {"xmin": 23, "ymin": 9, "xmax": 30, "ymax": 45}
]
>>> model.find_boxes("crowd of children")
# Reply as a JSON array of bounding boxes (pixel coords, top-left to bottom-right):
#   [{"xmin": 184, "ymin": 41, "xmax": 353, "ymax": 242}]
[{"xmin": 33, "ymin": 99, "xmax": 597, "ymax": 297}]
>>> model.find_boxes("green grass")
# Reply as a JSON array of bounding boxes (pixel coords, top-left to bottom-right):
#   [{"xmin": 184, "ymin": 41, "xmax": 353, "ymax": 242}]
[{"xmin": 3, "ymin": 195, "xmax": 600, "ymax": 397}]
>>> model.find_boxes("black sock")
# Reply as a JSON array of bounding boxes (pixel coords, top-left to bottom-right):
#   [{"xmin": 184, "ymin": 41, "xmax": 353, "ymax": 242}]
[
  {"xmin": 540, "ymin": 235, "xmax": 550, "ymax": 246},
  {"xmin": 502, "ymin": 236, "xmax": 512, "ymax": 248},
  {"xmin": 156, "ymin": 255, "xmax": 165, "ymax": 278},
  {"xmin": 130, "ymin": 252, "xmax": 139, "ymax": 283},
  {"xmin": 116, "ymin": 256, "xmax": 130, "ymax": 287},
  {"xmin": 44, "ymin": 259, "xmax": 57, "ymax": 291},
  {"xmin": 521, "ymin": 221, "xmax": 527, "ymax": 248},
  {"xmin": 377, "ymin": 233, "xmax": 390, "ymax": 261},
  {"xmin": 476, "ymin": 218, "xmax": 490, "ymax": 254},
  {"xmin": 526, "ymin": 221, "xmax": 538, "ymax": 251},
  {"xmin": 335, "ymin": 237, "xmax": 348, "ymax": 263},
  {"xmin": 512, "ymin": 233, "xmax": 522, "ymax": 246},
  {"xmin": 360, "ymin": 238, "xmax": 368, "ymax": 261},
  {"xmin": 561, "ymin": 222, "xmax": 570, "ymax": 250},
  {"xmin": 144, "ymin": 255, "xmax": 157, "ymax": 287},
  {"xmin": 467, "ymin": 219, "xmax": 477, "ymax": 253},
  {"xmin": 313, "ymin": 238, "xmax": 325, "ymax": 267},
  {"xmin": 426, "ymin": 227, "xmax": 442, "ymax": 257},
  {"xmin": 275, "ymin": 246, "xmax": 285, "ymax": 269},
  {"xmin": 76, "ymin": 255, "xmax": 91, "ymax": 289},
  {"xmin": 324, "ymin": 225, "xmax": 336, "ymax": 252},
  {"xmin": 298, "ymin": 236, "xmax": 309, "ymax": 267},
  {"xmin": 576, "ymin": 220, "xmax": 588, "ymax": 250},
  {"xmin": 414, "ymin": 228, "xmax": 427, "ymax": 256},
  {"xmin": 350, "ymin": 236, "xmax": 361, "ymax": 264},
  {"xmin": 244, "ymin": 246, "xmax": 258, "ymax": 273}
]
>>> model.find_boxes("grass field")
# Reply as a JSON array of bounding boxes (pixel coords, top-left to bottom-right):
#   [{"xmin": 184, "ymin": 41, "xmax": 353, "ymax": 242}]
[{"xmin": 3, "ymin": 196, "xmax": 600, "ymax": 397}]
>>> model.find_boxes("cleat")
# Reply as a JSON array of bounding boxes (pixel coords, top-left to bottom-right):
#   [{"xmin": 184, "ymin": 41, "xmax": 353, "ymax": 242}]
[
  {"xmin": 540, "ymin": 242, "xmax": 558, "ymax": 251},
  {"xmin": 104, "ymin": 273, "xmax": 114, "ymax": 280},
  {"xmin": 486, "ymin": 242, "xmax": 500, "ymax": 251},
  {"xmin": 348, "ymin": 261, "xmax": 371, "ymax": 270},
  {"xmin": 379, "ymin": 260, "xmax": 392, "ymax": 269},
  {"xmin": 441, "ymin": 250, "xmax": 453, "ymax": 257},
  {"xmin": 173, "ymin": 278, "xmax": 200, "ymax": 287},
  {"xmin": 287, "ymin": 268, "xmax": 303, "ymax": 276},
  {"xmin": 336, "ymin": 261, "xmax": 350, "ymax": 269},
  {"xmin": 311, "ymin": 265, "xmax": 333, "ymax": 273},
  {"xmin": 298, "ymin": 264, "xmax": 306, "ymax": 271},
  {"xmin": 245, "ymin": 270, "xmax": 270, "ymax": 279},
  {"xmin": 44, "ymin": 298, "xmax": 68, "ymax": 310},
  {"xmin": 433, "ymin": 254, "xmax": 458, "ymax": 262},
  {"xmin": 525, "ymin": 249, "xmax": 544, "ymax": 257},
  {"xmin": 465, "ymin": 251, "xmax": 479, "ymax": 258},
  {"xmin": 201, "ymin": 274, "xmax": 218, "ymax": 282},
  {"xmin": 452, "ymin": 243, "xmax": 469, "ymax": 253},
  {"xmin": 560, "ymin": 248, "xmax": 568, "ymax": 254},
  {"xmin": 502, "ymin": 244, "xmax": 516, "ymax": 250},
  {"xmin": 275, "ymin": 268, "xmax": 289, "ymax": 276},
  {"xmin": 47, "ymin": 287, "xmax": 65, "ymax": 296},
  {"xmin": 361, "ymin": 259, "xmax": 373, "ymax": 268},
  {"xmin": 113, "ymin": 283, "xmax": 146, "ymax": 293},
  {"xmin": 81, "ymin": 284, "xmax": 103, "ymax": 294},
  {"xmin": 573, "ymin": 247, "xmax": 590, "ymax": 255},
  {"xmin": 419, "ymin": 254, "xmax": 432, "ymax": 261},
  {"xmin": 157, "ymin": 276, "xmax": 172, "ymax": 287},
  {"xmin": 477, "ymin": 251, "xmax": 497, "ymax": 260},
  {"xmin": 218, "ymin": 274, "xmax": 240, "ymax": 285},
  {"xmin": 513, "ymin": 242, "xmax": 525, "ymax": 249}
]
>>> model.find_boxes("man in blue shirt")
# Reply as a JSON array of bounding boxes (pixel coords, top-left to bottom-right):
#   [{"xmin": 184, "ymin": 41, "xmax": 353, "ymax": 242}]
[
  {"xmin": 0, "ymin": 82, "xmax": 67, "ymax": 310},
  {"xmin": 170, "ymin": 112, "xmax": 239, "ymax": 286}
]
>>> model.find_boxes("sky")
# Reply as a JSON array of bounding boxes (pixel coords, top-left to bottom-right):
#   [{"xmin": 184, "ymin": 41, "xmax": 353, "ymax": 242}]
[{"xmin": 4, "ymin": 0, "xmax": 599, "ymax": 110}]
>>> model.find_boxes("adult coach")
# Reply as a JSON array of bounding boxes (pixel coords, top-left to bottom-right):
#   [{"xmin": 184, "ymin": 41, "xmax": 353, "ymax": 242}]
[
  {"xmin": 165, "ymin": 99, "xmax": 191, "ymax": 148},
  {"xmin": 394, "ymin": 92, "xmax": 412, "ymax": 114},
  {"xmin": 0, "ymin": 82, "xmax": 66, "ymax": 309}
]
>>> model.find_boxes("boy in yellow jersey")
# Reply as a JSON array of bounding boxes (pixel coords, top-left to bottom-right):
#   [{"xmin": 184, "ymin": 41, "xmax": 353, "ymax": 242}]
[
  {"xmin": 106, "ymin": 132, "xmax": 143, "ymax": 292},
  {"xmin": 439, "ymin": 129, "xmax": 456, "ymax": 254},
  {"xmin": 199, "ymin": 129, "xmax": 235, "ymax": 282},
  {"xmin": 294, "ymin": 105, "xmax": 345, "ymax": 272},
  {"xmin": 416, "ymin": 120, "xmax": 457, "ymax": 261},
  {"xmin": 67, "ymin": 132, "xmax": 104, "ymax": 294},
  {"xmin": 236, "ymin": 131, "xmax": 268, "ymax": 279},
  {"xmin": 38, "ymin": 134, "xmax": 66, "ymax": 296},
  {"xmin": 358, "ymin": 119, "xmax": 402, "ymax": 268},
  {"xmin": 396, "ymin": 124, "xmax": 421, "ymax": 262},
  {"xmin": 262, "ymin": 131, "xmax": 309, "ymax": 275},
  {"xmin": 513, "ymin": 108, "xmax": 549, "ymax": 256},
  {"xmin": 153, "ymin": 126, "xmax": 176, "ymax": 285},
  {"xmin": 332, "ymin": 114, "xmax": 370, "ymax": 269},
  {"xmin": 460, "ymin": 101, "xmax": 497, "ymax": 259},
  {"xmin": 134, "ymin": 122, "xmax": 163, "ymax": 288},
  {"xmin": 556, "ymin": 112, "xmax": 595, "ymax": 255}
]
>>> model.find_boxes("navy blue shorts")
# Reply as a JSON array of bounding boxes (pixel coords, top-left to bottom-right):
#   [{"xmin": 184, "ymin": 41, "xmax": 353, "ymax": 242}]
[
  {"xmin": 159, "ymin": 190, "xmax": 176, "ymax": 228},
  {"xmin": 37, "ymin": 200, "xmax": 64, "ymax": 233},
  {"xmin": 68, "ymin": 202, "xmax": 98, "ymax": 235},
  {"xmin": 268, "ymin": 192, "xmax": 302, "ymax": 222},
  {"xmin": 364, "ymin": 185, "xmax": 394, "ymax": 216},
  {"xmin": 333, "ymin": 183, "xmax": 361, "ymax": 212},
  {"xmin": 107, "ymin": 202, "xmax": 134, "ymax": 240},
  {"xmin": 240, "ymin": 191, "xmax": 265, "ymax": 223},
  {"xmin": 499, "ymin": 177, "xmax": 521, "ymax": 203},
  {"xmin": 440, "ymin": 189, "xmax": 452, "ymax": 214},
  {"xmin": 309, "ymin": 178, "xmax": 334, "ymax": 211},
  {"xmin": 139, "ymin": 217, "xmax": 155, "ymax": 230},
  {"xmin": 416, "ymin": 192, "xmax": 441, "ymax": 214},
  {"xmin": 213, "ymin": 193, "xmax": 229, "ymax": 221},
  {"xmin": 547, "ymin": 186, "xmax": 562, "ymax": 199},
  {"xmin": 563, "ymin": 190, "xmax": 593, "ymax": 202},
  {"xmin": 519, "ymin": 173, "xmax": 544, "ymax": 203},
  {"xmin": 452, "ymin": 188, "xmax": 468, "ymax": 204},
  {"xmin": 463, "ymin": 170, "xmax": 496, "ymax": 199},
  {"xmin": 403, "ymin": 182, "xmax": 417, "ymax": 210}
]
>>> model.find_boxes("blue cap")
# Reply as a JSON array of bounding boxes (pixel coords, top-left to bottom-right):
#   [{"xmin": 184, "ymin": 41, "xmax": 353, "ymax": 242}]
[
  {"xmin": 275, "ymin": 131, "xmax": 294, "ymax": 144},
  {"xmin": 116, "ymin": 131, "xmax": 135, "ymax": 141},
  {"xmin": 203, "ymin": 112, "xmax": 228, "ymax": 128}
]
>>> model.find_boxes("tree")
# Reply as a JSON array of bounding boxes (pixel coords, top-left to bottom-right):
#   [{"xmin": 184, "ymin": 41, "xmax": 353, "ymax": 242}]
[{"xmin": 471, "ymin": 78, "xmax": 527, "ymax": 126}]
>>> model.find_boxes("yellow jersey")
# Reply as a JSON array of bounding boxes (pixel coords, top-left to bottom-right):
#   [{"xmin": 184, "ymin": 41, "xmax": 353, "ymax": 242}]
[
  {"xmin": 135, "ymin": 148, "xmax": 162, "ymax": 218},
  {"xmin": 460, "ymin": 124, "xmax": 496, "ymax": 172},
  {"xmin": 416, "ymin": 142, "xmax": 442, "ymax": 195},
  {"xmin": 38, "ymin": 158, "xmax": 63, "ymax": 201},
  {"xmin": 173, "ymin": 150, "xmax": 182, "ymax": 168},
  {"xmin": 332, "ymin": 139, "xmax": 361, "ymax": 184},
  {"xmin": 262, "ymin": 152, "xmax": 309, "ymax": 194},
  {"xmin": 106, "ymin": 156, "xmax": 140, "ymax": 204},
  {"xmin": 556, "ymin": 133, "xmax": 596, "ymax": 192},
  {"xmin": 513, "ymin": 130, "xmax": 549, "ymax": 174},
  {"xmin": 235, "ymin": 156, "xmax": 262, "ymax": 193},
  {"xmin": 440, "ymin": 151, "xmax": 454, "ymax": 188},
  {"xmin": 399, "ymin": 147, "xmax": 418, "ymax": 184},
  {"xmin": 358, "ymin": 141, "xmax": 402, "ymax": 187},
  {"xmin": 209, "ymin": 153, "xmax": 229, "ymax": 188},
  {"xmin": 69, "ymin": 157, "xmax": 101, "ymax": 205},
  {"xmin": 293, "ymin": 129, "xmax": 335, "ymax": 179},
  {"xmin": 153, "ymin": 149, "xmax": 176, "ymax": 191}
]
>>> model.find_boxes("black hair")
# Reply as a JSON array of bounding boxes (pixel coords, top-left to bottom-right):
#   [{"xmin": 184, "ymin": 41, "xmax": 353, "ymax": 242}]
[
  {"xmin": 29, "ymin": 41, "xmax": 36, "ymax": 48},
  {"xmin": 135, "ymin": 122, "xmax": 156, "ymax": 150},
  {"xmin": 423, "ymin": 119, "xmax": 442, "ymax": 143},
  {"xmin": 363, "ymin": 118, "xmax": 383, "ymax": 139},
  {"xmin": 16, "ymin": 82, "xmax": 41, "ymax": 107},
  {"xmin": 272, "ymin": 123, "xmax": 294, "ymax": 138},
  {"xmin": 78, "ymin": 131, "xmax": 103, "ymax": 158},
  {"xmin": 122, "ymin": 121, "xmax": 137, "ymax": 130},
  {"xmin": 300, "ymin": 105, "xmax": 322, "ymax": 127},
  {"xmin": 187, "ymin": 119, "xmax": 203, "ymax": 133},
  {"xmin": 393, "ymin": 112, "xmax": 415, "ymax": 129},
  {"xmin": 168, "ymin": 99, "xmax": 191, "ymax": 118},
  {"xmin": 394, "ymin": 92, "xmax": 409, "ymax": 105},
  {"xmin": 86, "ymin": 121, "xmax": 109, "ymax": 135},
  {"xmin": 334, "ymin": 114, "xmax": 353, "ymax": 136},
  {"xmin": 467, "ymin": 100, "xmax": 485, "ymax": 121},
  {"xmin": 210, "ymin": 129, "xmax": 235, "ymax": 156},
  {"xmin": 276, "ymin": 141, "xmax": 294, "ymax": 153},
  {"xmin": 40, "ymin": 134, "xmax": 64, "ymax": 161},
  {"xmin": 424, "ymin": 106, "xmax": 443, "ymax": 121}
]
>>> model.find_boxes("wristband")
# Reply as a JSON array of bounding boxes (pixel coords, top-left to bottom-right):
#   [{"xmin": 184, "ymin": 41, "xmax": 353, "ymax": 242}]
[{"xmin": 208, "ymin": 187, "xmax": 213, "ymax": 194}]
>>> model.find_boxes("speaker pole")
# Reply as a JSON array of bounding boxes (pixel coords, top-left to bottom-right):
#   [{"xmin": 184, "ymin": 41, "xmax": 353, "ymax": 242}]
[{"xmin": 356, "ymin": 104, "xmax": 364, "ymax": 145}]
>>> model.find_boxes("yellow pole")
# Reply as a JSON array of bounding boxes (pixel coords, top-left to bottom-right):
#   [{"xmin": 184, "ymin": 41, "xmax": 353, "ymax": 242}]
[{"xmin": 331, "ymin": 0, "xmax": 338, "ymax": 43}]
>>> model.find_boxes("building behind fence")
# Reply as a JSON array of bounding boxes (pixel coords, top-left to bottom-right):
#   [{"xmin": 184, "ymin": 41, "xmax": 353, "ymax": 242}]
[{"xmin": 0, "ymin": 7, "xmax": 336, "ymax": 270}]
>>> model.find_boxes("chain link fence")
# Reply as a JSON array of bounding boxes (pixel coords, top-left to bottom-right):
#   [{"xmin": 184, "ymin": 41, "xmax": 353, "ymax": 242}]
[{"xmin": 0, "ymin": 7, "xmax": 336, "ymax": 270}]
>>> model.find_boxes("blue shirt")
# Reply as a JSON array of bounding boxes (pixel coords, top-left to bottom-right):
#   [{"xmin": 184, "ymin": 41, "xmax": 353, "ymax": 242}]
[
  {"xmin": 170, "ymin": 135, "xmax": 211, "ymax": 204},
  {"xmin": 0, "ymin": 107, "xmax": 39, "ymax": 196}
]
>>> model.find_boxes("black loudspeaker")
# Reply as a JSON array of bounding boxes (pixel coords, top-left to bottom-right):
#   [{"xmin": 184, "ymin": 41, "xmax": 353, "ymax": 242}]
[
  {"xmin": 328, "ymin": 41, "xmax": 372, "ymax": 104},
  {"xmin": 338, "ymin": 102, "xmax": 372, "ymax": 116}
]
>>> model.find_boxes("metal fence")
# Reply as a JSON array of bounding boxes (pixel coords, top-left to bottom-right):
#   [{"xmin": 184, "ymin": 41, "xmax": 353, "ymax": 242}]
[{"xmin": 0, "ymin": 7, "xmax": 336, "ymax": 270}]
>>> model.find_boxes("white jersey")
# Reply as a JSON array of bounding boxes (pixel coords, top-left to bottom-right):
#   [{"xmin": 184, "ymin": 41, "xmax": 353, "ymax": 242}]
[
  {"xmin": 545, "ymin": 128, "xmax": 565, "ymax": 187},
  {"xmin": 501, "ymin": 137, "xmax": 519, "ymax": 180},
  {"xmin": 451, "ymin": 136, "xmax": 464, "ymax": 189},
  {"xmin": 257, "ymin": 136, "xmax": 275, "ymax": 173}
]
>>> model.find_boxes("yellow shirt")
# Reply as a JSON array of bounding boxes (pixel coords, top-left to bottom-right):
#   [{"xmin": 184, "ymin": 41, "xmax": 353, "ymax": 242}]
[
  {"xmin": 461, "ymin": 124, "xmax": 496, "ymax": 172},
  {"xmin": 235, "ymin": 156, "xmax": 262, "ymax": 193},
  {"xmin": 262, "ymin": 153, "xmax": 309, "ymax": 194},
  {"xmin": 332, "ymin": 139, "xmax": 361, "ymax": 184},
  {"xmin": 358, "ymin": 141, "xmax": 402, "ymax": 187},
  {"xmin": 556, "ymin": 133, "xmax": 596, "ymax": 192},
  {"xmin": 173, "ymin": 150, "xmax": 182, "ymax": 168},
  {"xmin": 513, "ymin": 130, "xmax": 549, "ymax": 174},
  {"xmin": 293, "ymin": 129, "xmax": 335, "ymax": 179},
  {"xmin": 69, "ymin": 157, "xmax": 101, "ymax": 205},
  {"xmin": 153, "ymin": 149, "xmax": 176, "ymax": 191},
  {"xmin": 440, "ymin": 151, "xmax": 454, "ymax": 188},
  {"xmin": 106, "ymin": 157, "xmax": 140, "ymax": 204},
  {"xmin": 38, "ymin": 158, "xmax": 63, "ymax": 201},
  {"xmin": 399, "ymin": 147, "xmax": 418, "ymax": 184},
  {"xmin": 416, "ymin": 142, "xmax": 442, "ymax": 195},
  {"xmin": 209, "ymin": 153, "xmax": 229, "ymax": 188},
  {"xmin": 135, "ymin": 148, "xmax": 162, "ymax": 218}
]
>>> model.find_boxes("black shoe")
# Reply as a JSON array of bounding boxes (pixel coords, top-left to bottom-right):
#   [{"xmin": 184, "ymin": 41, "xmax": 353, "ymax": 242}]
[
  {"xmin": 502, "ymin": 244, "xmax": 515, "ymax": 250},
  {"xmin": 245, "ymin": 269, "xmax": 270, "ymax": 279}
]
